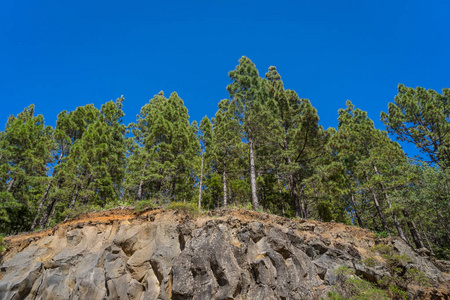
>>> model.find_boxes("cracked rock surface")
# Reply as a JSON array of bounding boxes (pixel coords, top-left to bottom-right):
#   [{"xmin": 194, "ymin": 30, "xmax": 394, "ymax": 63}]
[{"xmin": 0, "ymin": 208, "xmax": 449, "ymax": 299}]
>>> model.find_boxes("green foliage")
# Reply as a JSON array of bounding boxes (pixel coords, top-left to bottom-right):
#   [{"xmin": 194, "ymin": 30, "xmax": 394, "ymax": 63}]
[
  {"xmin": 0, "ymin": 235, "xmax": 4, "ymax": 253},
  {"xmin": 362, "ymin": 257, "xmax": 377, "ymax": 268},
  {"xmin": 166, "ymin": 202, "xmax": 200, "ymax": 216},
  {"xmin": 325, "ymin": 291, "xmax": 347, "ymax": 300},
  {"xmin": 374, "ymin": 231, "xmax": 389, "ymax": 239},
  {"xmin": 388, "ymin": 284, "xmax": 407, "ymax": 300},
  {"xmin": 370, "ymin": 244, "xmax": 393, "ymax": 255},
  {"xmin": 335, "ymin": 265, "xmax": 355, "ymax": 276},
  {"xmin": 332, "ymin": 265, "xmax": 389, "ymax": 300},
  {"xmin": 344, "ymin": 277, "xmax": 389, "ymax": 300},
  {"xmin": 134, "ymin": 200, "xmax": 157, "ymax": 212},
  {"xmin": 381, "ymin": 84, "xmax": 450, "ymax": 168}
]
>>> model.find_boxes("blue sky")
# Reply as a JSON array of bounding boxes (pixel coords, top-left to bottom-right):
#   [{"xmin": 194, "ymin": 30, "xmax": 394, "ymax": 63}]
[{"xmin": 1, "ymin": 0, "xmax": 449, "ymax": 157}]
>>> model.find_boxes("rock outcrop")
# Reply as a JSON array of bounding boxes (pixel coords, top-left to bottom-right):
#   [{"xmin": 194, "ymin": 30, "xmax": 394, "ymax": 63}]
[{"xmin": 0, "ymin": 208, "xmax": 449, "ymax": 299}]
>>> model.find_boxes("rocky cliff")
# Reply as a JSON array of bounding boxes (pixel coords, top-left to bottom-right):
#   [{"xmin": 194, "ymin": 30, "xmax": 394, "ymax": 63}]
[{"xmin": 0, "ymin": 208, "xmax": 449, "ymax": 300}]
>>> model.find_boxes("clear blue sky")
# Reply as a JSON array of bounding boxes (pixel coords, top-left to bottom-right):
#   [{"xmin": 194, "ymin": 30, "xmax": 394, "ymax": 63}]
[{"xmin": 1, "ymin": 0, "xmax": 449, "ymax": 157}]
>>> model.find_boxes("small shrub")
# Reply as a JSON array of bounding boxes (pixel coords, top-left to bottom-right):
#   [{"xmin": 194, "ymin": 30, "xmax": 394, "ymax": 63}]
[
  {"xmin": 388, "ymin": 284, "xmax": 407, "ymax": 300},
  {"xmin": 0, "ymin": 235, "xmax": 4, "ymax": 253},
  {"xmin": 370, "ymin": 244, "xmax": 392, "ymax": 255},
  {"xmin": 362, "ymin": 257, "xmax": 377, "ymax": 267},
  {"xmin": 331, "ymin": 265, "xmax": 389, "ymax": 300},
  {"xmin": 325, "ymin": 291, "xmax": 347, "ymax": 300},
  {"xmin": 392, "ymin": 254, "xmax": 411, "ymax": 264},
  {"xmin": 405, "ymin": 268, "xmax": 430, "ymax": 286},
  {"xmin": 345, "ymin": 277, "xmax": 389, "ymax": 300},
  {"xmin": 335, "ymin": 265, "xmax": 355, "ymax": 276},
  {"xmin": 166, "ymin": 202, "xmax": 200, "ymax": 215},
  {"xmin": 135, "ymin": 199, "xmax": 156, "ymax": 212},
  {"xmin": 375, "ymin": 231, "xmax": 389, "ymax": 238}
]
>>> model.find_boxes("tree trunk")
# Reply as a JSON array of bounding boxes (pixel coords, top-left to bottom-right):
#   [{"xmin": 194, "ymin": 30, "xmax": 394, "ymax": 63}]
[
  {"xmin": 289, "ymin": 173, "xmax": 301, "ymax": 217},
  {"xmin": 31, "ymin": 180, "xmax": 52, "ymax": 230},
  {"xmin": 39, "ymin": 196, "xmax": 57, "ymax": 229},
  {"xmin": 276, "ymin": 170, "xmax": 285, "ymax": 217},
  {"xmin": 349, "ymin": 191, "xmax": 365, "ymax": 228},
  {"xmin": 401, "ymin": 209, "xmax": 424, "ymax": 249},
  {"xmin": 248, "ymin": 137, "xmax": 258, "ymax": 210},
  {"xmin": 182, "ymin": 175, "xmax": 189, "ymax": 203},
  {"xmin": 6, "ymin": 177, "xmax": 15, "ymax": 192},
  {"xmin": 137, "ymin": 178, "xmax": 144, "ymax": 201},
  {"xmin": 46, "ymin": 203, "xmax": 57, "ymax": 228},
  {"xmin": 223, "ymin": 163, "xmax": 227, "ymax": 207},
  {"xmin": 370, "ymin": 162, "xmax": 407, "ymax": 241},
  {"xmin": 64, "ymin": 184, "xmax": 80, "ymax": 221},
  {"xmin": 300, "ymin": 185, "xmax": 308, "ymax": 218},
  {"xmin": 198, "ymin": 152, "xmax": 204, "ymax": 209},
  {"xmin": 31, "ymin": 146, "xmax": 67, "ymax": 230},
  {"xmin": 363, "ymin": 169, "xmax": 390, "ymax": 234},
  {"xmin": 39, "ymin": 181, "xmax": 62, "ymax": 228},
  {"xmin": 417, "ymin": 222, "xmax": 435, "ymax": 256}
]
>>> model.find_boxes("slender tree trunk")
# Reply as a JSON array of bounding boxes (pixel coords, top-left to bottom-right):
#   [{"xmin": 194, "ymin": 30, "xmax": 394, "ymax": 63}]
[
  {"xmin": 363, "ymin": 169, "xmax": 390, "ymax": 234},
  {"xmin": 39, "ymin": 196, "xmax": 57, "ymax": 229},
  {"xmin": 32, "ymin": 146, "xmax": 66, "ymax": 230},
  {"xmin": 417, "ymin": 222, "xmax": 435, "ymax": 256},
  {"xmin": 276, "ymin": 170, "xmax": 285, "ymax": 217},
  {"xmin": 198, "ymin": 152, "xmax": 204, "ymax": 209},
  {"xmin": 155, "ymin": 168, "xmax": 164, "ymax": 193},
  {"xmin": 31, "ymin": 181, "xmax": 52, "ymax": 230},
  {"xmin": 171, "ymin": 175, "xmax": 177, "ymax": 201},
  {"xmin": 64, "ymin": 184, "xmax": 80, "ymax": 221},
  {"xmin": 46, "ymin": 204, "xmax": 57, "ymax": 228},
  {"xmin": 6, "ymin": 177, "xmax": 15, "ymax": 192},
  {"xmin": 299, "ymin": 185, "xmax": 308, "ymax": 218},
  {"xmin": 370, "ymin": 162, "xmax": 407, "ymax": 241},
  {"xmin": 137, "ymin": 178, "xmax": 144, "ymax": 201},
  {"xmin": 349, "ymin": 191, "xmax": 365, "ymax": 228},
  {"xmin": 39, "ymin": 181, "xmax": 62, "ymax": 228},
  {"xmin": 290, "ymin": 173, "xmax": 301, "ymax": 217},
  {"xmin": 223, "ymin": 163, "xmax": 227, "ymax": 207},
  {"xmin": 248, "ymin": 137, "xmax": 258, "ymax": 210},
  {"xmin": 182, "ymin": 175, "xmax": 189, "ymax": 203},
  {"xmin": 402, "ymin": 209, "xmax": 424, "ymax": 249}
]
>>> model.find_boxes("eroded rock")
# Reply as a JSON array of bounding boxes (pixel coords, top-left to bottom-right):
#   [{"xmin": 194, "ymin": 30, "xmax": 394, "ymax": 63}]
[{"xmin": 0, "ymin": 208, "xmax": 448, "ymax": 299}]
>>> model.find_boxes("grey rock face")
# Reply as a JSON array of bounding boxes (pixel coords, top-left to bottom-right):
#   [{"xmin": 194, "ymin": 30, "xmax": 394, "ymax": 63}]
[{"xmin": 0, "ymin": 209, "xmax": 448, "ymax": 299}]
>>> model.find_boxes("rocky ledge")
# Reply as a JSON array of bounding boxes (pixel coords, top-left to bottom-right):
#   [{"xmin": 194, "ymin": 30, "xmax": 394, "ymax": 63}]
[{"xmin": 0, "ymin": 208, "xmax": 449, "ymax": 299}]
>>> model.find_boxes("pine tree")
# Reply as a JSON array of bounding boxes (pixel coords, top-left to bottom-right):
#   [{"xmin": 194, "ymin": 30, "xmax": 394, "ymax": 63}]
[
  {"xmin": 127, "ymin": 91, "xmax": 198, "ymax": 203},
  {"xmin": 37, "ymin": 104, "xmax": 101, "ymax": 227},
  {"xmin": 197, "ymin": 116, "xmax": 213, "ymax": 209},
  {"xmin": 212, "ymin": 99, "xmax": 243, "ymax": 207},
  {"xmin": 227, "ymin": 56, "xmax": 266, "ymax": 210},
  {"xmin": 265, "ymin": 66, "xmax": 324, "ymax": 217},
  {"xmin": 381, "ymin": 84, "xmax": 450, "ymax": 168},
  {"xmin": 0, "ymin": 105, "xmax": 53, "ymax": 233}
]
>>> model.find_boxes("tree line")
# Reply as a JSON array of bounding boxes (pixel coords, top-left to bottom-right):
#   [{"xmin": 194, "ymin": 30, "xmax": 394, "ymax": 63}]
[{"xmin": 1, "ymin": 57, "xmax": 449, "ymax": 259}]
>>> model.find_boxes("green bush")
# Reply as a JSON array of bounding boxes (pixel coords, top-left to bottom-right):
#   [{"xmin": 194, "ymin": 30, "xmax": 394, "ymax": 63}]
[
  {"xmin": 325, "ymin": 291, "xmax": 347, "ymax": 300},
  {"xmin": 388, "ymin": 284, "xmax": 407, "ymax": 300},
  {"xmin": 134, "ymin": 199, "xmax": 156, "ymax": 212},
  {"xmin": 166, "ymin": 202, "xmax": 200, "ymax": 215},
  {"xmin": 374, "ymin": 231, "xmax": 389, "ymax": 238},
  {"xmin": 335, "ymin": 265, "xmax": 355, "ymax": 276},
  {"xmin": 405, "ymin": 268, "xmax": 430, "ymax": 286},
  {"xmin": 370, "ymin": 244, "xmax": 392, "ymax": 255},
  {"xmin": 362, "ymin": 257, "xmax": 377, "ymax": 268},
  {"xmin": 331, "ymin": 265, "xmax": 389, "ymax": 300},
  {"xmin": 0, "ymin": 235, "xmax": 4, "ymax": 253},
  {"xmin": 345, "ymin": 277, "xmax": 389, "ymax": 300}
]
